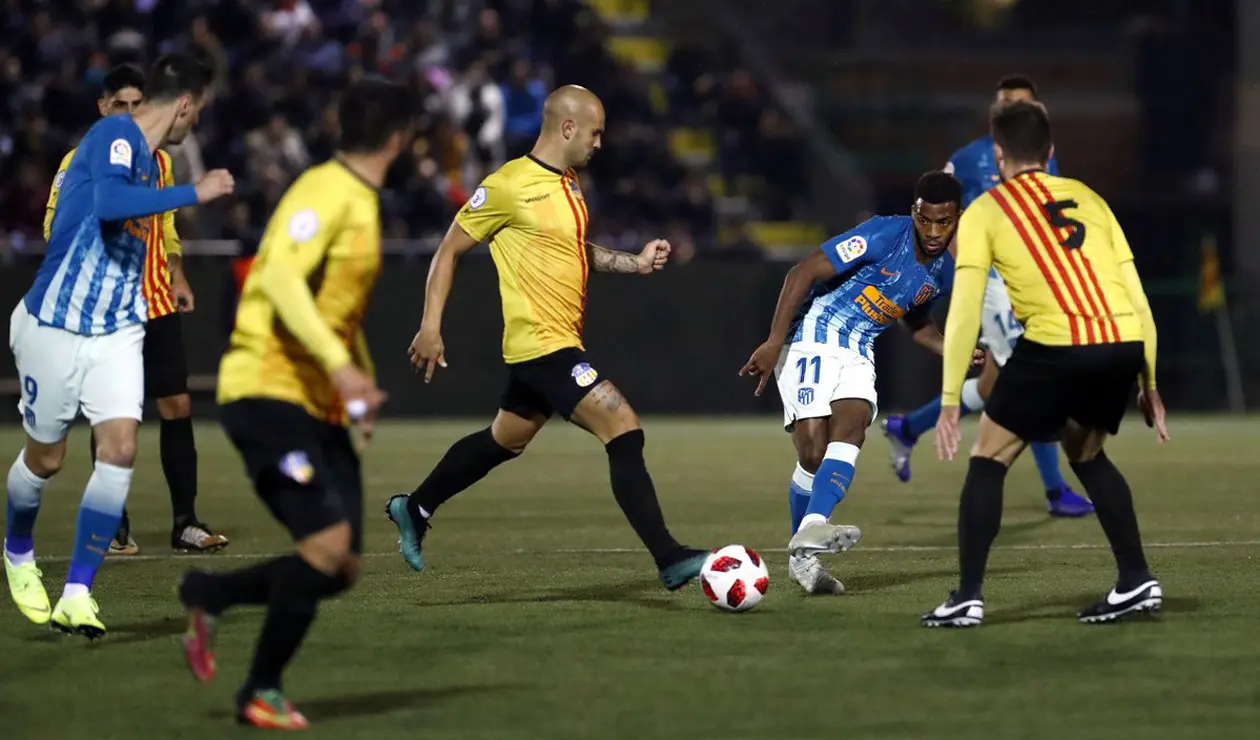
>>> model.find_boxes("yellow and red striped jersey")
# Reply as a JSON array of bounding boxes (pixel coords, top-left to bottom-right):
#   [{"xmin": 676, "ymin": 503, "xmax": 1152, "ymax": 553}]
[
  {"xmin": 46, "ymin": 148, "xmax": 182, "ymax": 320},
  {"xmin": 454, "ymin": 155, "xmax": 589, "ymax": 364},
  {"xmin": 955, "ymin": 170, "xmax": 1142, "ymax": 346}
]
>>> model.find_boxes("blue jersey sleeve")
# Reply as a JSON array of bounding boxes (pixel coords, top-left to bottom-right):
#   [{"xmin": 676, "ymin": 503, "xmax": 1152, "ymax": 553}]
[
  {"xmin": 819, "ymin": 217, "xmax": 888, "ymax": 274},
  {"xmin": 87, "ymin": 117, "xmax": 197, "ymax": 221}
]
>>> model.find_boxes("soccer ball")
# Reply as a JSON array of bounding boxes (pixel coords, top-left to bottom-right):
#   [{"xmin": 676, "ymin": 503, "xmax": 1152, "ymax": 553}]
[{"xmin": 700, "ymin": 545, "xmax": 769, "ymax": 612}]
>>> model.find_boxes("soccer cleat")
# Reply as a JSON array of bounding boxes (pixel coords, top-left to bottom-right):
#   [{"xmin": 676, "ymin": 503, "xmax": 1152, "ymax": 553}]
[
  {"xmin": 1078, "ymin": 580, "xmax": 1162, "ymax": 624},
  {"xmin": 658, "ymin": 548, "xmax": 708, "ymax": 591},
  {"xmin": 880, "ymin": 415, "xmax": 916, "ymax": 483},
  {"xmin": 237, "ymin": 688, "xmax": 310, "ymax": 730},
  {"xmin": 788, "ymin": 521, "xmax": 862, "ymax": 557},
  {"xmin": 51, "ymin": 593, "xmax": 106, "ymax": 639},
  {"xmin": 109, "ymin": 511, "xmax": 140, "ymax": 556},
  {"xmin": 4, "ymin": 550, "xmax": 51, "ymax": 625},
  {"xmin": 1047, "ymin": 486, "xmax": 1094, "ymax": 518},
  {"xmin": 920, "ymin": 591, "xmax": 985, "ymax": 628},
  {"xmin": 181, "ymin": 607, "xmax": 219, "ymax": 683},
  {"xmin": 385, "ymin": 495, "xmax": 430, "ymax": 572},
  {"xmin": 173, "ymin": 521, "xmax": 230, "ymax": 553},
  {"xmin": 788, "ymin": 553, "xmax": 844, "ymax": 594}
]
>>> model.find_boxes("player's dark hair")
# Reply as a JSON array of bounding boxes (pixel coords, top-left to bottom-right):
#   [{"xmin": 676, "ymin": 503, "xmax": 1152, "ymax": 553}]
[
  {"xmin": 338, "ymin": 78, "xmax": 414, "ymax": 154},
  {"xmin": 915, "ymin": 170, "xmax": 962, "ymax": 209},
  {"xmin": 102, "ymin": 64, "xmax": 145, "ymax": 98},
  {"xmin": 145, "ymin": 52, "xmax": 213, "ymax": 103},
  {"xmin": 996, "ymin": 74, "xmax": 1038, "ymax": 99},
  {"xmin": 991, "ymin": 101, "xmax": 1053, "ymax": 165}
]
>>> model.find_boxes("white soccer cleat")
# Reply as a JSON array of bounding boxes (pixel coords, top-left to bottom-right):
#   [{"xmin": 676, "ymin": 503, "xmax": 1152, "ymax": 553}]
[
  {"xmin": 788, "ymin": 554, "xmax": 845, "ymax": 594},
  {"xmin": 788, "ymin": 521, "xmax": 862, "ymax": 557}
]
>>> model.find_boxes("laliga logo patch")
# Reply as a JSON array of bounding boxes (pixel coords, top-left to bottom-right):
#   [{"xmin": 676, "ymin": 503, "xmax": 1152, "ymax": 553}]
[
  {"xmin": 287, "ymin": 209, "xmax": 320, "ymax": 243},
  {"xmin": 468, "ymin": 186, "xmax": 487, "ymax": 210},
  {"xmin": 109, "ymin": 138, "xmax": 133, "ymax": 168},
  {"xmin": 571, "ymin": 362, "xmax": 599, "ymax": 388},
  {"xmin": 278, "ymin": 451, "xmax": 314, "ymax": 485},
  {"xmin": 53, "ymin": 170, "xmax": 66, "ymax": 189},
  {"xmin": 834, "ymin": 235, "xmax": 867, "ymax": 264}
]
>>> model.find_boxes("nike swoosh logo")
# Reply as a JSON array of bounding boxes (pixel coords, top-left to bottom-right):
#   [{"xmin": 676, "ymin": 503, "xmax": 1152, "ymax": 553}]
[
  {"xmin": 1106, "ymin": 581, "xmax": 1158, "ymax": 605},
  {"xmin": 880, "ymin": 268, "xmax": 899, "ymax": 278}
]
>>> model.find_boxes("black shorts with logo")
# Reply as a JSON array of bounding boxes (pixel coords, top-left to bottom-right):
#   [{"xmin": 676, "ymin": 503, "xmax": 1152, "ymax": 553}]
[
  {"xmin": 143, "ymin": 312, "xmax": 189, "ymax": 399},
  {"xmin": 985, "ymin": 338, "xmax": 1144, "ymax": 443},
  {"xmin": 500, "ymin": 347, "xmax": 604, "ymax": 421},
  {"xmin": 219, "ymin": 398, "xmax": 363, "ymax": 553}
]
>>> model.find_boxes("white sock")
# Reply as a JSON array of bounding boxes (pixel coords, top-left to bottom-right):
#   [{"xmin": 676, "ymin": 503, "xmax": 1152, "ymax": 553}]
[
  {"xmin": 5, "ymin": 450, "xmax": 48, "ymax": 563},
  {"xmin": 62, "ymin": 583, "xmax": 90, "ymax": 599},
  {"xmin": 791, "ymin": 463, "xmax": 814, "ymax": 492},
  {"xmin": 961, "ymin": 378, "xmax": 985, "ymax": 413}
]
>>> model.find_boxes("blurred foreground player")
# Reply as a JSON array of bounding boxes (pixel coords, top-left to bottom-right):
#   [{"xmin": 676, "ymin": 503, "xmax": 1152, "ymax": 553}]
[
  {"xmin": 882, "ymin": 75, "xmax": 1094, "ymax": 518},
  {"xmin": 922, "ymin": 102, "xmax": 1169, "ymax": 628},
  {"xmin": 740, "ymin": 171, "xmax": 970, "ymax": 594},
  {"xmin": 388, "ymin": 85, "xmax": 708, "ymax": 590},
  {"xmin": 44, "ymin": 63, "xmax": 228, "ymax": 556},
  {"xmin": 177, "ymin": 79, "xmax": 411, "ymax": 728},
  {"xmin": 5, "ymin": 54, "xmax": 227, "ymax": 638}
]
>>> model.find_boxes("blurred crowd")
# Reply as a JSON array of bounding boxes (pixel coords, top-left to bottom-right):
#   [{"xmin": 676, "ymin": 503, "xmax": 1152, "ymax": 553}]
[{"xmin": 1, "ymin": 0, "xmax": 799, "ymax": 260}]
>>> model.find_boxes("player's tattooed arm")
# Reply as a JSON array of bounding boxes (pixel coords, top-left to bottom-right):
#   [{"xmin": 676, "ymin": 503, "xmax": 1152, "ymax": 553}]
[{"xmin": 588, "ymin": 242, "xmax": 643, "ymax": 274}]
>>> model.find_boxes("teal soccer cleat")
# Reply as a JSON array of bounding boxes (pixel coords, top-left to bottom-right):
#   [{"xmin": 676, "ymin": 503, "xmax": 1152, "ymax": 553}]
[
  {"xmin": 658, "ymin": 548, "xmax": 708, "ymax": 591},
  {"xmin": 385, "ymin": 495, "xmax": 430, "ymax": 572}
]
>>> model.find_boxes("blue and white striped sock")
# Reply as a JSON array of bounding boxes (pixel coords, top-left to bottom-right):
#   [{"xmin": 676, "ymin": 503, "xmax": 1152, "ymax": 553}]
[
  {"xmin": 5, "ymin": 450, "xmax": 47, "ymax": 565},
  {"xmin": 64, "ymin": 462, "xmax": 132, "ymax": 598}
]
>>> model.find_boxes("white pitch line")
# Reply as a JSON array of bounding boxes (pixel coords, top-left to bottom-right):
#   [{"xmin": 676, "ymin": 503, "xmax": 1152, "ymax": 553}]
[{"xmin": 24, "ymin": 539, "xmax": 1260, "ymax": 564}]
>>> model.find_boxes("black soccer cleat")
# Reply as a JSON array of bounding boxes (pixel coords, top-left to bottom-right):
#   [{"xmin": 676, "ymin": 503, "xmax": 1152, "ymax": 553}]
[
  {"xmin": 920, "ymin": 591, "xmax": 985, "ymax": 628},
  {"xmin": 1077, "ymin": 580, "xmax": 1162, "ymax": 624}
]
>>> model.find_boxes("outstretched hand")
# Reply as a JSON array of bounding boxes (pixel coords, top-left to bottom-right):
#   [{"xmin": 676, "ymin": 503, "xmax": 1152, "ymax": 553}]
[{"xmin": 738, "ymin": 341, "xmax": 782, "ymax": 397}]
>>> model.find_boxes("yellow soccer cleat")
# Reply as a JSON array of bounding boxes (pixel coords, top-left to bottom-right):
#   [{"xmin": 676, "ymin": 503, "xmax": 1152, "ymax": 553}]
[
  {"xmin": 4, "ymin": 552, "xmax": 51, "ymax": 625},
  {"xmin": 51, "ymin": 593, "xmax": 106, "ymax": 640}
]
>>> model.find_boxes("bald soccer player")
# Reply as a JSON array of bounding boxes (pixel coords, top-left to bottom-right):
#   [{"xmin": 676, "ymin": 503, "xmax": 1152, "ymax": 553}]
[{"xmin": 387, "ymin": 86, "xmax": 709, "ymax": 591}]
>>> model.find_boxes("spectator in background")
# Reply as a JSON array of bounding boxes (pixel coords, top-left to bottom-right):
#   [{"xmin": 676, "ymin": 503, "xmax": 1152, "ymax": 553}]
[
  {"xmin": 447, "ymin": 58, "xmax": 505, "ymax": 184},
  {"xmin": 261, "ymin": 0, "xmax": 319, "ymax": 50},
  {"xmin": 501, "ymin": 58, "xmax": 546, "ymax": 158},
  {"xmin": 245, "ymin": 112, "xmax": 311, "ymax": 184}
]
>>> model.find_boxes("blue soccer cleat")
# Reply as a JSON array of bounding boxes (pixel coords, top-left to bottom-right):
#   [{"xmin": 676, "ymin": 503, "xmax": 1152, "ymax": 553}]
[
  {"xmin": 385, "ymin": 495, "xmax": 430, "ymax": 572},
  {"xmin": 880, "ymin": 415, "xmax": 917, "ymax": 483},
  {"xmin": 1047, "ymin": 485, "xmax": 1094, "ymax": 518},
  {"xmin": 658, "ymin": 548, "xmax": 708, "ymax": 591}
]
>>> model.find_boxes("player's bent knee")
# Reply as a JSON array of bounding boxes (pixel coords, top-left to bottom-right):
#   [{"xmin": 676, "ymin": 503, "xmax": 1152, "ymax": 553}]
[
  {"xmin": 92, "ymin": 420, "xmax": 139, "ymax": 468},
  {"xmin": 297, "ymin": 521, "xmax": 354, "ymax": 577},
  {"xmin": 828, "ymin": 400, "xmax": 872, "ymax": 448},
  {"xmin": 573, "ymin": 381, "xmax": 640, "ymax": 443},
  {"xmin": 156, "ymin": 393, "xmax": 192, "ymax": 420},
  {"xmin": 491, "ymin": 410, "xmax": 545, "ymax": 454},
  {"xmin": 23, "ymin": 440, "xmax": 66, "ymax": 478},
  {"xmin": 1061, "ymin": 422, "xmax": 1106, "ymax": 463}
]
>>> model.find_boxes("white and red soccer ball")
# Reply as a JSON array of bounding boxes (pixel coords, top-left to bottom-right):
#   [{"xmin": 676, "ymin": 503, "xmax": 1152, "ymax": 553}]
[{"xmin": 700, "ymin": 545, "xmax": 770, "ymax": 612}]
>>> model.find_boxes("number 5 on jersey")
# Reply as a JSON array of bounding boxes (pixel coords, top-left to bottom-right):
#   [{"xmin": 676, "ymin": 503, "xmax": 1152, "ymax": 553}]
[{"xmin": 1043, "ymin": 200, "xmax": 1086, "ymax": 249}]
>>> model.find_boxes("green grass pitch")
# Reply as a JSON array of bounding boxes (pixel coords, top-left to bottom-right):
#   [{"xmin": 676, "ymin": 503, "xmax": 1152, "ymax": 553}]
[{"xmin": 2, "ymin": 416, "xmax": 1259, "ymax": 739}]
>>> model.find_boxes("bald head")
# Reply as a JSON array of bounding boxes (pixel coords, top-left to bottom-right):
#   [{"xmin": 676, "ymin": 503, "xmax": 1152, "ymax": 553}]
[
  {"xmin": 535, "ymin": 85, "xmax": 605, "ymax": 168},
  {"xmin": 543, "ymin": 85, "xmax": 604, "ymax": 130}
]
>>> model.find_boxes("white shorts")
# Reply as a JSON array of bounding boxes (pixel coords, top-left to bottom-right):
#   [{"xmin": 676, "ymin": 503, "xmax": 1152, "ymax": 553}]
[
  {"xmin": 9, "ymin": 302, "xmax": 145, "ymax": 443},
  {"xmin": 978, "ymin": 271, "xmax": 1024, "ymax": 368},
  {"xmin": 773, "ymin": 342, "xmax": 878, "ymax": 431}
]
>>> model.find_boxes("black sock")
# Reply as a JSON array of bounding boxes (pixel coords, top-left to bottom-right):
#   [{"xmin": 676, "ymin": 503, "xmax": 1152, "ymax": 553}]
[
  {"xmin": 186, "ymin": 557, "xmax": 293, "ymax": 615},
  {"xmin": 408, "ymin": 427, "xmax": 516, "ymax": 518},
  {"xmin": 161, "ymin": 417, "xmax": 199, "ymax": 527},
  {"xmin": 957, "ymin": 457, "xmax": 1008, "ymax": 601},
  {"xmin": 247, "ymin": 556, "xmax": 347, "ymax": 691},
  {"xmin": 1070, "ymin": 452, "xmax": 1151, "ymax": 589},
  {"xmin": 606, "ymin": 430, "xmax": 681, "ymax": 567}
]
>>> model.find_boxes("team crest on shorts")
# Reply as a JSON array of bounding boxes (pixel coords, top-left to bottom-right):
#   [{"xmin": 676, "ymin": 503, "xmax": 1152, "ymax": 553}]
[
  {"xmin": 279, "ymin": 451, "xmax": 314, "ymax": 484},
  {"xmin": 798, "ymin": 388, "xmax": 815, "ymax": 405},
  {"xmin": 571, "ymin": 362, "xmax": 599, "ymax": 388}
]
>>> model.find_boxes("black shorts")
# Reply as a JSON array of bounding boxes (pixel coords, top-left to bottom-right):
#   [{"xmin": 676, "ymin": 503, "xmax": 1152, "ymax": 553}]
[
  {"xmin": 985, "ymin": 338, "xmax": 1144, "ymax": 443},
  {"xmin": 500, "ymin": 348, "xmax": 603, "ymax": 421},
  {"xmin": 144, "ymin": 312, "xmax": 189, "ymax": 399},
  {"xmin": 219, "ymin": 399, "xmax": 363, "ymax": 552}
]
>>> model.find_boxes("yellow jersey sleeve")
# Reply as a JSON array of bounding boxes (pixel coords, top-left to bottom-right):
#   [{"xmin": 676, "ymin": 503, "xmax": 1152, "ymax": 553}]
[
  {"xmin": 455, "ymin": 173, "xmax": 516, "ymax": 242},
  {"xmin": 940, "ymin": 200, "xmax": 995, "ymax": 405},
  {"xmin": 44, "ymin": 150, "xmax": 76, "ymax": 241},
  {"xmin": 256, "ymin": 198, "xmax": 354, "ymax": 372},
  {"xmin": 157, "ymin": 150, "xmax": 182, "ymax": 257}
]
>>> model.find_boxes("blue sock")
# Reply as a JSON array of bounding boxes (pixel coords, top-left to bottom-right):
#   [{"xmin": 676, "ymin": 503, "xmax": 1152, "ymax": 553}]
[
  {"xmin": 802, "ymin": 443, "xmax": 859, "ymax": 521},
  {"xmin": 789, "ymin": 464, "xmax": 814, "ymax": 534},
  {"xmin": 1030, "ymin": 442, "xmax": 1065, "ymax": 493},
  {"xmin": 903, "ymin": 396, "xmax": 942, "ymax": 440},
  {"xmin": 66, "ymin": 462, "xmax": 132, "ymax": 592},
  {"xmin": 5, "ymin": 451, "xmax": 47, "ymax": 558}
]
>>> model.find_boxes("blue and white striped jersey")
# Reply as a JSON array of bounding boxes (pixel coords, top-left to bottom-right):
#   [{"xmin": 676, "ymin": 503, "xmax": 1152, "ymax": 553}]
[
  {"xmin": 788, "ymin": 216, "xmax": 954, "ymax": 360},
  {"xmin": 25, "ymin": 114, "xmax": 197, "ymax": 336},
  {"xmin": 945, "ymin": 134, "xmax": 1060, "ymax": 210}
]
